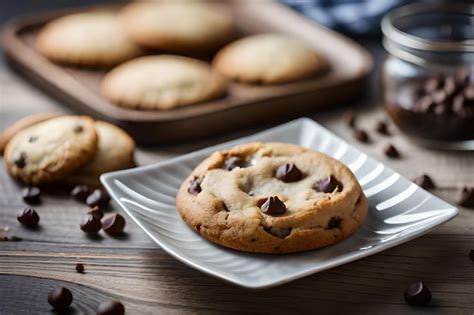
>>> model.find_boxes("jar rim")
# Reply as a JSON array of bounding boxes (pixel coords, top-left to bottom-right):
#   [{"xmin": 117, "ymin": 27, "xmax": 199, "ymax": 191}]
[{"xmin": 381, "ymin": 3, "xmax": 474, "ymax": 53}]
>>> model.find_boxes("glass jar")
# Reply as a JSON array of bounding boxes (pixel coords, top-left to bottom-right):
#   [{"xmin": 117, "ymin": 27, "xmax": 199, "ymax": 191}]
[{"xmin": 381, "ymin": 3, "xmax": 474, "ymax": 150}]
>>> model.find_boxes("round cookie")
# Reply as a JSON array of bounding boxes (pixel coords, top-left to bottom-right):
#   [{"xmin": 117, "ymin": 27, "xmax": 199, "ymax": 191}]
[
  {"xmin": 120, "ymin": 2, "xmax": 234, "ymax": 52},
  {"xmin": 212, "ymin": 33, "xmax": 326, "ymax": 84},
  {"xmin": 101, "ymin": 55, "xmax": 227, "ymax": 110},
  {"xmin": 36, "ymin": 11, "xmax": 143, "ymax": 67},
  {"xmin": 4, "ymin": 116, "xmax": 98, "ymax": 185},
  {"xmin": 176, "ymin": 142, "xmax": 368, "ymax": 254},
  {"xmin": 0, "ymin": 112, "xmax": 61, "ymax": 155},
  {"xmin": 69, "ymin": 121, "xmax": 135, "ymax": 187}
]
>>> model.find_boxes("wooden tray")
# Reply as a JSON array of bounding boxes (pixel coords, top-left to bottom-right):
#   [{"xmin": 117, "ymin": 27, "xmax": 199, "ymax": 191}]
[{"xmin": 2, "ymin": 1, "xmax": 373, "ymax": 144}]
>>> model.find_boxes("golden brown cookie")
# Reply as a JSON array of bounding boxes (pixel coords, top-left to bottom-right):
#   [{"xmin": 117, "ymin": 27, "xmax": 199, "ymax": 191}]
[
  {"xmin": 176, "ymin": 142, "xmax": 368, "ymax": 254},
  {"xmin": 4, "ymin": 116, "xmax": 98, "ymax": 185},
  {"xmin": 69, "ymin": 121, "xmax": 135, "ymax": 187},
  {"xmin": 120, "ymin": 2, "xmax": 234, "ymax": 52},
  {"xmin": 0, "ymin": 113, "xmax": 61, "ymax": 155},
  {"xmin": 101, "ymin": 55, "xmax": 227, "ymax": 110},
  {"xmin": 212, "ymin": 33, "xmax": 326, "ymax": 84},
  {"xmin": 36, "ymin": 11, "xmax": 143, "ymax": 67}
]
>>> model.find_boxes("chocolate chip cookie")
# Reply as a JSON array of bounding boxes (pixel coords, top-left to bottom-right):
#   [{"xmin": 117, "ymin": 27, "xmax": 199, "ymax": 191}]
[
  {"xmin": 101, "ymin": 55, "xmax": 227, "ymax": 110},
  {"xmin": 4, "ymin": 116, "xmax": 98, "ymax": 185},
  {"xmin": 176, "ymin": 142, "xmax": 368, "ymax": 254},
  {"xmin": 36, "ymin": 11, "xmax": 142, "ymax": 67},
  {"xmin": 212, "ymin": 33, "xmax": 326, "ymax": 84},
  {"xmin": 69, "ymin": 121, "xmax": 135, "ymax": 187}
]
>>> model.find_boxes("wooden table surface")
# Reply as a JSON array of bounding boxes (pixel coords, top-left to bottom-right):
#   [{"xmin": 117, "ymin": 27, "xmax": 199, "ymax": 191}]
[{"xmin": 1, "ymin": 2, "xmax": 473, "ymax": 315}]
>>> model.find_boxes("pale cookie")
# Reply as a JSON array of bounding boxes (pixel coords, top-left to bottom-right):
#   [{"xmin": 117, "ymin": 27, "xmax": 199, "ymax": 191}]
[
  {"xmin": 101, "ymin": 55, "xmax": 227, "ymax": 110},
  {"xmin": 212, "ymin": 33, "xmax": 326, "ymax": 84},
  {"xmin": 4, "ymin": 116, "xmax": 98, "ymax": 185},
  {"xmin": 69, "ymin": 121, "xmax": 135, "ymax": 187},
  {"xmin": 36, "ymin": 11, "xmax": 143, "ymax": 67},
  {"xmin": 120, "ymin": 2, "xmax": 234, "ymax": 52},
  {"xmin": 176, "ymin": 142, "xmax": 368, "ymax": 254},
  {"xmin": 0, "ymin": 112, "xmax": 61, "ymax": 155}
]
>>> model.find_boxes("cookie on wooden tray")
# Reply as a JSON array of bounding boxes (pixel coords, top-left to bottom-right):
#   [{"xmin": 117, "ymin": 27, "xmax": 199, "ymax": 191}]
[
  {"xmin": 176, "ymin": 142, "xmax": 368, "ymax": 254},
  {"xmin": 101, "ymin": 55, "xmax": 227, "ymax": 110},
  {"xmin": 212, "ymin": 33, "xmax": 326, "ymax": 84},
  {"xmin": 4, "ymin": 116, "xmax": 98, "ymax": 185},
  {"xmin": 120, "ymin": 2, "xmax": 234, "ymax": 52},
  {"xmin": 69, "ymin": 121, "xmax": 135, "ymax": 187},
  {"xmin": 0, "ymin": 112, "xmax": 61, "ymax": 155},
  {"xmin": 36, "ymin": 11, "xmax": 143, "ymax": 67}
]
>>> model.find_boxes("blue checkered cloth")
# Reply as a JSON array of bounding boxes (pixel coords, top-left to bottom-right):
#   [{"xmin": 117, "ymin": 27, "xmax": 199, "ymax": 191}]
[{"xmin": 281, "ymin": 0, "xmax": 410, "ymax": 36}]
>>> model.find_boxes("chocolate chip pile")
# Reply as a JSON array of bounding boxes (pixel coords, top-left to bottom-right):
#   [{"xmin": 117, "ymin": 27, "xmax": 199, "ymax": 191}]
[{"xmin": 414, "ymin": 70, "xmax": 473, "ymax": 118}]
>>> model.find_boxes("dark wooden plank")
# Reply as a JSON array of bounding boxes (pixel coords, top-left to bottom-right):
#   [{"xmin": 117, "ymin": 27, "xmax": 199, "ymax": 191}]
[{"xmin": 1, "ymin": 234, "xmax": 473, "ymax": 314}]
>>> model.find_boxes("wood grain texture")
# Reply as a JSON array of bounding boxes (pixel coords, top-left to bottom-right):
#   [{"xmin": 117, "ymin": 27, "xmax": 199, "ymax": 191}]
[{"xmin": 1, "ymin": 3, "xmax": 474, "ymax": 314}]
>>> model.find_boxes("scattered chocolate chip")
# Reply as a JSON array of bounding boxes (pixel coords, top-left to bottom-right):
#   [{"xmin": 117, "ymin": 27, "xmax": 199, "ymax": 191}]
[
  {"xmin": 28, "ymin": 135, "xmax": 38, "ymax": 143},
  {"xmin": 86, "ymin": 189, "xmax": 110, "ymax": 209},
  {"xmin": 384, "ymin": 144, "xmax": 400, "ymax": 158},
  {"xmin": 188, "ymin": 177, "xmax": 201, "ymax": 195},
  {"xmin": 71, "ymin": 185, "xmax": 91, "ymax": 203},
  {"xmin": 317, "ymin": 175, "xmax": 342, "ymax": 193},
  {"xmin": 88, "ymin": 207, "xmax": 104, "ymax": 220},
  {"xmin": 75, "ymin": 263, "xmax": 85, "ymax": 273},
  {"xmin": 223, "ymin": 156, "xmax": 246, "ymax": 171},
  {"xmin": 80, "ymin": 214, "xmax": 102, "ymax": 234},
  {"xmin": 21, "ymin": 186, "xmax": 41, "ymax": 204},
  {"xmin": 17, "ymin": 208, "xmax": 40, "ymax": 227},
  {"xmin": 456, "ymin": 186, "xmax": 474, "ymax": 208},
  {"xmin": 468, "ymin": 250, "xmax": 474, "ymax": 262},
  {"xmin": 259, "ymin": 196, "xmax": 286, "ymax": 215},
  {"xmin": 13, "ymin": 152, "xmax": 26, "ymax": 168},
  {"xmin": 73, "ymin": 125, "xmax": 83, "ymax": 133},
  {"xmin": 96, "ymin": 300, "xmax": 125, "ymax": 315},
  {"xmin": 8, "ymin": 235, "xmax": 22, "ymax": 241},
  {"xmin": 414, "ymin": 174, "xmax": 435, "ymax": 190},
  {"xmin": 344, "ymin": 111, "xmax": 356, "ymax": 128},
  {"xmin": 327, "ymin": 217, "xmax": 342, "ymax": 229},
  {"xmin": 375, "ymin": 121, "xmax": 389, "ymax": 135},
  {"xmin": 48, "ymin": 286, "xmax": 73, "ymax": 311},
  {"xmin": 353, "ymin": 129, "xmax": 370, "ymax": 143},
  {"xmin": 102, "ymin": 214, "xmax": 126, "ymax": 235},
  {"xmin": 275, "ymin": 162, "xmax": 303, "ymax": 182},
  {"xmin": 404, "ymin": 281, "xmax": 432, "ymax": 306}
]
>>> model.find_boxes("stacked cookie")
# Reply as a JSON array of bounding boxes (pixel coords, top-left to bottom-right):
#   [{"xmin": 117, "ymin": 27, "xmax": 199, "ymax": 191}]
[
  {"xmin": 2, "ymin": 115, "xmax": 135, "ymax": 186},
  {"xmin": 36, "ymin": 2, "xmax": 327, "ymax": 111}
]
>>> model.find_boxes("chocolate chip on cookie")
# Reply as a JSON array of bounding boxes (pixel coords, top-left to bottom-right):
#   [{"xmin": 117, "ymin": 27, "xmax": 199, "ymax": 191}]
[
  {"xmin": 275, "ymin": 162, "xmax": 303, "ymax": 182},
  {"xmin": 73, "ymin": 125, "xmax": 83, "ymax": 133},
  {"xmin": 13, "ymin": 152, "xmax": 27, "ymax": 168},
  {"xmin": 28, "ymin": 135, "xmax": 38, "ymax": 143},
  {"xmin": 188, "ymin": 177, "xmax": 202, "ymax": 195},
  {"xmin": 223, "ymin": 156, "xmax": 246, "ymax": 171},
  {"xmin": 327, "ymin": 216, "xmax": 342, "ymax": 229},
  {"xmin": 260, "ymin": 196, "xmax": 286, "ymax": 215},
  {"xmin": 317, "ymin": 175, "xmax": 343, "ymax": 193}
]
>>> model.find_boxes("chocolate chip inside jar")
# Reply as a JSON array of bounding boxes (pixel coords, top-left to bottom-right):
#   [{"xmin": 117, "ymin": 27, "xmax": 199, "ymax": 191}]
[{"xmin": 385, "ymin": 69, "xmax": 474, "ymax": 141}]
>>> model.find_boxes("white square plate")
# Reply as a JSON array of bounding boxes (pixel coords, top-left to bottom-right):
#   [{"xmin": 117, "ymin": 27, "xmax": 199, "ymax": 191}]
[{"xmin": 101, "ymin": 118, "xmax": 458, "ymax": 289}]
